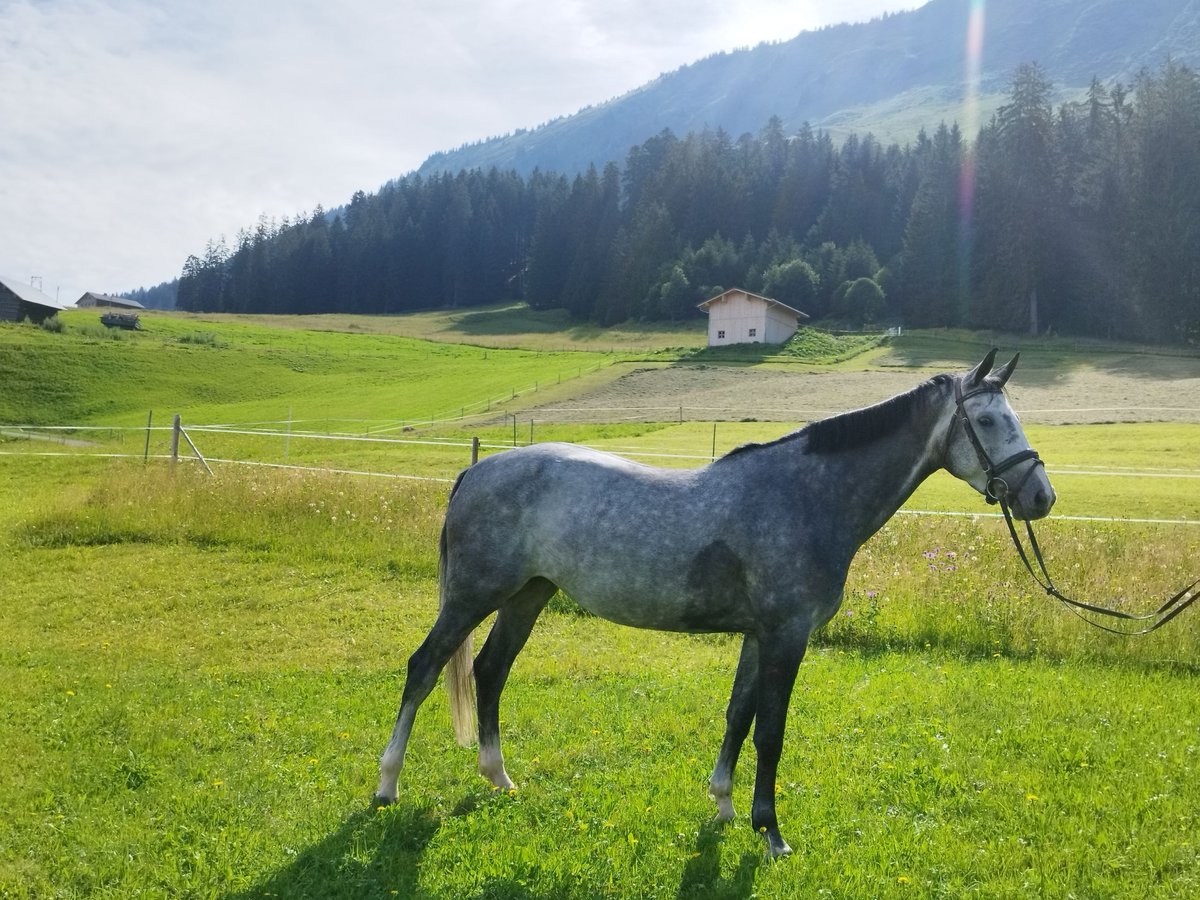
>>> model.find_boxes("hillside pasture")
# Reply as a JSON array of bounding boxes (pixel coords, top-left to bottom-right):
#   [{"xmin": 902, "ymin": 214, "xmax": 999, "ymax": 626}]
[{"xmin": 2, "ymin": 318, "xmax": 1200, "ymax": 896}]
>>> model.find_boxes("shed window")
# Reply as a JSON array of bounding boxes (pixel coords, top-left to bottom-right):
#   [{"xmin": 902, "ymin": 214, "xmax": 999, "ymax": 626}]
[
  {"xmin": 748, "ymin": 328, "xmax": 757, "ymax": 337},
  {"xmin": 717, "ymin": 330, "xmax": 725, "ymax": 339}
]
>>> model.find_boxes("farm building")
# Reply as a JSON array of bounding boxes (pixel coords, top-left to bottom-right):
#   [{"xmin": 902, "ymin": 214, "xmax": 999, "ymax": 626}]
[
  {"xmin": 697, "ymin": 288, "xmax": 808, "ymax": 347},
  {"xmin": 76, "ymin": 291, "xmax": 144, "ymax": 310},
  {"xmin": 0, "ymin": 274, "xmax": 72, "ymax": 324}
]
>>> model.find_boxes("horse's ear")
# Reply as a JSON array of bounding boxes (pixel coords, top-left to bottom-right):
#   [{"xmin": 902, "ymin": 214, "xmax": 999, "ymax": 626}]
[
  {"xmin": 966, "ymin": 348, "xmax": 998, "ymax": 386},
  {"xmin": 991, "ymin": 352, "xmax": 1019, "ymax": 387}
]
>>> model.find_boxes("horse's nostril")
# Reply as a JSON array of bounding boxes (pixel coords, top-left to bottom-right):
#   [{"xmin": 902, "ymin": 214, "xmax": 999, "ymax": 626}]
[{"xmin": 1034, "ymin": 489, "xmax": 1049, "ymax": 509}]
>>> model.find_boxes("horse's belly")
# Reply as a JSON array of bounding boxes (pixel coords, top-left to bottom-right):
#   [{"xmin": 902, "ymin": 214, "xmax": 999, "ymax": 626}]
[{"xmin": 548, "ymin": 542, "xmax": 754, "ymax": 634}]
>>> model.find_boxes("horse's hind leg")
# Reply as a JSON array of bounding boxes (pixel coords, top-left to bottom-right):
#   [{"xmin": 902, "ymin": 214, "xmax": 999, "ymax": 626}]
[
  {"xmin": 474, "ymin": 578, "xmax": 557, "ymax": 790},
  {"xmin": 709, "ymin": 634, "xmax": 759, "ymax": 821},
  {"xmin": 375, "ymin": 607, "xmax": 486, "ymax": 804}
]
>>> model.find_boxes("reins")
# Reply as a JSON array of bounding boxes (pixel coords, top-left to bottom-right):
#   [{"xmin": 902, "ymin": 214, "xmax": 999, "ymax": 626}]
[{"xmin": 953, "ymin": 378, "xmax": 1200, "ymax": 636}]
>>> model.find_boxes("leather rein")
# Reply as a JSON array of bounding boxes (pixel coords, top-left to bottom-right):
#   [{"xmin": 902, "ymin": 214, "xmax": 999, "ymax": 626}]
[{"xmin": 953, "ymin": 378, "xmax": 1200, "ymax": 636}]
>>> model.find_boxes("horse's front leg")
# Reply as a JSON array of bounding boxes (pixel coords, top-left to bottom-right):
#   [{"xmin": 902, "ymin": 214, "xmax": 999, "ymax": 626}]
[
  {"xmin": 709, "ymin": 634, "xmax": 758, "ymax": 821},
  {"xmin": 750, "ymin": 628, "xmax": 809, "ymax": 859}
]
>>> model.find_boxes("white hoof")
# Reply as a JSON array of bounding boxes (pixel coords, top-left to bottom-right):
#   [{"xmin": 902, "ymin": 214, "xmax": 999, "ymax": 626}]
[{"xmin": 713, "ymin": 796, "xmax": 736, "ymax": 822}]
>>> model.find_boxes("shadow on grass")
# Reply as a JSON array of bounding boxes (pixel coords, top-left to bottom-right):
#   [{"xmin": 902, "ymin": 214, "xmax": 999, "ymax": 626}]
[
  {"xmin": 675, "ymin": 820, "xmax": 760, "ymax": 900},
  {"xmin": 226, "ymin": 802, "xmax": 441, "ymax": 900}
]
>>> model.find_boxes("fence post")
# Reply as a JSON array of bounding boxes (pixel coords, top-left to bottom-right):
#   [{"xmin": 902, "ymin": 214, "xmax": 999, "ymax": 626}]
[
  {"xmin": 144, "ymin": 410, "xmax": 153, "ymax": 463},
  {"xmin": 711, "ymin": 422, "xmax": 717, "ymax": 461},
  {"xmin": 170, "ymin": 414, "xmax": 181, "ymax": 470},
  {"xmin": 178, "ymin": 422, "xmax": 214, "ymax": 476},
  {"xmin": 471, "ymin": 436, "xmax": 480, "ymax": 466}
]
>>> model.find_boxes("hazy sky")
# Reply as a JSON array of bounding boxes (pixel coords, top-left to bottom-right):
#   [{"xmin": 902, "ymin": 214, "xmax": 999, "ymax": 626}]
[{"xmin": 1, "ymin": 0, "xmax": 924, "ymax": 303}]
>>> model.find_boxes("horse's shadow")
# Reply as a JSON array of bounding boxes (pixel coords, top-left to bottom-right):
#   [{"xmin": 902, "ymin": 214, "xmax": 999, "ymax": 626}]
[
  {"xmin": 224, "ymin": 801, "xmax": 442, "ymax": 900},
  {"xmin": 225, "ymin": 802, "xmax": 759, "ymax": 899},
  {"xmin": 675, "ymin": 820, "xmax": 761, "ymax": 900}
]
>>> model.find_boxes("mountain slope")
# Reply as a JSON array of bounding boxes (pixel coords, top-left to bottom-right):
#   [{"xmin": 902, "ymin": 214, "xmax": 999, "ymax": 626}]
[{"xmin": 418, "ymin": 0, "xmax": 1200, "ymax": 177}]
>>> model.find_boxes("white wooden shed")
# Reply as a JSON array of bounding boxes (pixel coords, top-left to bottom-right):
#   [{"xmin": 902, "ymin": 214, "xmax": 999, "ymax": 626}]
[{"xmin": 697, "ymin": 288, "xmax": 808, "ymax": 347}]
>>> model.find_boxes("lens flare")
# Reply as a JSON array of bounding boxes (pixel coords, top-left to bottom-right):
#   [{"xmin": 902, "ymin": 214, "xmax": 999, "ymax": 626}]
[
  {"xmin": 958, "ymin": 0, "xmax": 986, "ymax": 305},
  {"xmin": 959, "ymin": 0, "xmax": 985, "ymax": 220}
]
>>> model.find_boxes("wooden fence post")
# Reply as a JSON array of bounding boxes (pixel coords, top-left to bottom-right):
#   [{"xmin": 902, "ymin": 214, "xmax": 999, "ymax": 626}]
[
  {"xmin": 170, "ymin": 414, "xmax": 181, "ymax": 470},
  {"xmin": 144, "ymin": 410, "xmax": 153, "ymax": 463},
  {"xmin": 471, "ymin": 436, "xmax": 480, "ymax": 466}
]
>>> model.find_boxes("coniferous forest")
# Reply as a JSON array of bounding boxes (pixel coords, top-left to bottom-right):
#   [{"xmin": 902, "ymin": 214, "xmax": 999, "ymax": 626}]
[{"xmin": 177, "ymin": 62, "xmax": 1200, "ymax": 343}]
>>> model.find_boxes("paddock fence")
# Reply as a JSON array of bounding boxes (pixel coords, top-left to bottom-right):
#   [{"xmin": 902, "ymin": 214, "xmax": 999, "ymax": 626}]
[{"xmin": 4, "ymin": 409, "xmax": 1200, "ymax": 528}]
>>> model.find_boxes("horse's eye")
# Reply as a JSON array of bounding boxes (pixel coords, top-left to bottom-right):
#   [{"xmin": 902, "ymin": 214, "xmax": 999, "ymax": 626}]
[{"xmin": 978, "ymin": 415, "xmax": 994, "ymax": 427}]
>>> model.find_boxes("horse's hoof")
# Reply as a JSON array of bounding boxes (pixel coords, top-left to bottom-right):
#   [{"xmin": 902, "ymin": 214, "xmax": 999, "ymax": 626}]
[
  {"xmin": 372, "ymin": 793, "xmax": 396, "ymax": 809},
  {"xmin": 713, "ymin": 801, "xmax": 736, "ymax": 824},
  {"xmin": 765, "ymin": 837, "xmax": 793, "ymax": 860}
]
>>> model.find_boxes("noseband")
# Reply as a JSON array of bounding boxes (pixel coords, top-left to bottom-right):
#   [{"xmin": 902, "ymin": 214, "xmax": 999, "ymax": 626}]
[
  {"xmin": 951, "ymin": 376, "xmax": 1198, "ymax": 635},
  {"xmin": 952, "ymin": 379, "xmax": 1043, "ymax": 505}
]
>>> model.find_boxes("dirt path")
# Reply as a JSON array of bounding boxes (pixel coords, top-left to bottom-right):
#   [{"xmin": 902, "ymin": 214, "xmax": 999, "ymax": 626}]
[{"xmin": 520, "ymin": 362, "xmax": 1200, "ymax": 425}]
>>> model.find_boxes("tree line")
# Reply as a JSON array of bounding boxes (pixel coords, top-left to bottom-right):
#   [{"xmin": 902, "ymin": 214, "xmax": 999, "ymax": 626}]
[{"xmin": 177, "ymin": 60, "xmax": 1200, "ymax": 344}]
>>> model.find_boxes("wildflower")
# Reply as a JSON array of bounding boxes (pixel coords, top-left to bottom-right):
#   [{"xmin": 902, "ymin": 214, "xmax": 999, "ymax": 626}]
[
  {"xmin": 897, "ymin": 876, "xmax": 911, "ymax": 884},
  {"xmin": 65, "ymin": 690, "xmax": 75, "ymax": 697},
  {"xmin": 866, "ymin": 590, "xmax": 879, "ymax": 599},
  {"xmin": 339, "ymin": 731, "xmax": 349, "ymax": 739},
  {"xmin": 1026, "ymin": 793, "xmax": 1039, "ymax": 802}
]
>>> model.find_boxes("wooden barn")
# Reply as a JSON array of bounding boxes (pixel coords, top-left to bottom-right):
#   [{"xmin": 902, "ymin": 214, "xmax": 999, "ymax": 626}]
[
  {"xmin": 0, "ymin": 274, "xmax": 72, "ymax": 324},
  {"xmin": 76, "ymin": 292, "xmax": 145, "ymax": 310},
  {"xmin": 697, "ymin": 288, "xmax": 808, "ymax": 347}
]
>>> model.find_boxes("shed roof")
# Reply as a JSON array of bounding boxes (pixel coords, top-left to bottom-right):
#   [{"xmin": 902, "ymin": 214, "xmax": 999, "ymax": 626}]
[
  {"xmin": 79, "ymin": 291, "xmax": 145, "ymax": 309},
  {"xmin": 0, "ymin": 274, "xmax": 71, "ymax": 311},
  {"xmin": 696, "ymin": 288, "xmax": 808, "ymax": 320}
]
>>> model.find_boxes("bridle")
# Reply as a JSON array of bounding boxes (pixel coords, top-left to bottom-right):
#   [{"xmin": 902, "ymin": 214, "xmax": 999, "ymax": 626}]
[
  {"xmin": 952, "ymin": 376, "xmax": 1199, "ymax": 636},
  {"xmin": 953, "ymin": 378, "xmax": 1043, "ymax": 506}
]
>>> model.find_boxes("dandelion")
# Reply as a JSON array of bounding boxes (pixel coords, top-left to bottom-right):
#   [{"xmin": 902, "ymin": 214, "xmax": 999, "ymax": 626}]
[
  {"xmin": 897, "ymin": 876, "xmax": 911, "ymax": 884},
  {"xmin": 339, "ymin": 731, "xmax": 349, "ymax": 739},
  {"xmin": 65, "ymin": 690, "xmax": 75, "ymax": 696},
  {"xmin": 1026, "ymin": 793, "xmax": 1039, "ymax": 802}
]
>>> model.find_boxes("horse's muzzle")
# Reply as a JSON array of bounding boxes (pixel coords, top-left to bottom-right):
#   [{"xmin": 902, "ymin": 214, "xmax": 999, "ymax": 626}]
[{"xmin": 1007, "ymin": 467, "xmax": 1056, "ymax": 521}]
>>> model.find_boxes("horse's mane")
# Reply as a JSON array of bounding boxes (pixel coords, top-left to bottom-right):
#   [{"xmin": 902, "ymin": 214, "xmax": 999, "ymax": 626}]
[{"xmin": 721, "ymin": 373, "xmax": 954, "ymax": 460}]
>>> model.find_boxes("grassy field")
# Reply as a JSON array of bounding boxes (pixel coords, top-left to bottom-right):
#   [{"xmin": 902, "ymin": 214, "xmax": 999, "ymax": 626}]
[
  {"xmin": 2, "ymin": 313, "xmax": 1200, "ymax": 897},
  {"xmin": 0, "ymin": 312, "xmax": 610, "ymax": 428}
]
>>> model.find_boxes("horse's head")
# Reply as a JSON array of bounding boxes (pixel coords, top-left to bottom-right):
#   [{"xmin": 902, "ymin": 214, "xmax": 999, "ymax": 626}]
[{"xmin": 943, "ymin": 349, "xmax": 1056, "ymax": 521}]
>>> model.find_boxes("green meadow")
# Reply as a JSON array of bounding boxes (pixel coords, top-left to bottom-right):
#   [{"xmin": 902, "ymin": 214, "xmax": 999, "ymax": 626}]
[{"xmin": 2, "ymin": 312, "xmax": 1198, "ymax": 897}]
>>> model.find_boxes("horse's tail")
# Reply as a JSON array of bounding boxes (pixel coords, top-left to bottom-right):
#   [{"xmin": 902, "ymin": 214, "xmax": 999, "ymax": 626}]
[{"xmin": 442, "ymin": 472, "xmax": 476, "ymax": 747}]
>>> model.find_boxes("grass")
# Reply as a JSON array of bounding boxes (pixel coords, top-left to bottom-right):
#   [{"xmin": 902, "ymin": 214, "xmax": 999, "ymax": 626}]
[
  {"xmin": 3, "ymin": 314, "xmax": 1200, "ymax": 896},
  {"xmin": 2, "ymin": 452, "xmax": 1198, "ymax": 898},
  {"xmin": 0, "ymin": 312, "xmax": 609, "ymax": 428},
  {"xmin": 167, "ymin": 302, "xmax": 711, "ymax": 352}
]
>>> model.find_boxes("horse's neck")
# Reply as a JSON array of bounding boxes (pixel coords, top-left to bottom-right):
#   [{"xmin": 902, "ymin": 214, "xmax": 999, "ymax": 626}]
[{"xmin": 801, "ymin": 390, "xmax": 950, "ymax": 551}]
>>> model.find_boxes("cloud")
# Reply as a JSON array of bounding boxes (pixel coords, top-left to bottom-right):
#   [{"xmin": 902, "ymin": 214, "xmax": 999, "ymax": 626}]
[{"xmin": 0, "ymin": 0, "xmax": 922, "ymax": 300}]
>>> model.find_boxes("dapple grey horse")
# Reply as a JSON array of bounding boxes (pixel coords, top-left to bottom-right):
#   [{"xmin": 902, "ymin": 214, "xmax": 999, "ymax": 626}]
[{"xmin": 375, "ymin": 350, "xmax": 1055, "ymax": 858}]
